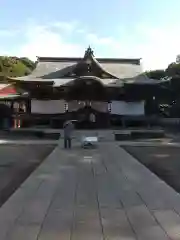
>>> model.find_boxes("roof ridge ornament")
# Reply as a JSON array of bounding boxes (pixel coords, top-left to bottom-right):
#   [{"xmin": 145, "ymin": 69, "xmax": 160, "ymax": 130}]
[{"xmin": 84, "ymin": 46, "xmax": 94, "ymax": 58}]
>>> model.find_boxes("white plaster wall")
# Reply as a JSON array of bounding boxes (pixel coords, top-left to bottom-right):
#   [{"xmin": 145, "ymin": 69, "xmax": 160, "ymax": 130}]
[
  {"xmin": 111, "ymin": 101, "xmax": 144, "ymax": 115},
  {"xmin": 31, "ymin": 100, "xmax": 66, "ymax": 114}
]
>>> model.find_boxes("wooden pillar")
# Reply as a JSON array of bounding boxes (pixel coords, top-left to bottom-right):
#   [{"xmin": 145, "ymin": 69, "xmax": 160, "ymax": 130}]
[
  {"xmin": 122, "ymin": 117, "xmax": 126, "ymax": 128},
  {"xmin": 18, "ymin": 102, "xmax": 21, "ymax": 128},
  {"xmin": 13, "ymin": 102, "xmax": 17, "ymax": 129},
  {"xmin": 107, "ymin": 102, "xmax": 111, "ymax": 128},
  {"xmin": 10, "ymin": 100, "xmax": 14, "ymax": 110},
  {"xmin": 14, "ymin": 115, "xmax": 18, "ymax": 128},
  {"xmin": 17, "ymin": 119, "xmax": 20, "ymax": 128},
  {"xmin": 27, "ymin": 98, "xmax": 32, "ymax": 127},
  {"xmin": 10, "ymin": 100, "xmax": 14, "ymax": 128},
  {"xmin": 14, "ymin": 115, "xmax": 21, "ymax": 128},
  {"xmin": 26, "ymin": 98, "xmax": 31, "ymax": 113},
  {"xmin": 13, "ymin": 101, "xmax": 21, "ymax": 129}
]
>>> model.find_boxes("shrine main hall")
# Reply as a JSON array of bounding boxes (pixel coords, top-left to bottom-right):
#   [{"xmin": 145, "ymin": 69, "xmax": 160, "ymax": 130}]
[{"xmin": 7, "ymin": 47, "xmax": 169, "ymax": 128}]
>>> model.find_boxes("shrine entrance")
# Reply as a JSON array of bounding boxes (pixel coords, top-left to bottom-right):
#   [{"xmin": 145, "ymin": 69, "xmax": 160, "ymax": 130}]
[
  {"xmin": 65, "ymin": 77, "xmax": 110, "ymax": 128},
  {"xmin": 66, "ymin": 102, "xmax": 110, "ymax": 129},
  {"xmin": 0, "ymin": 103, "xmax": 13, "ymax": 129},
  {"xmin": 76, "ymin": 104, "xmax": 110, "ymax": 129}
]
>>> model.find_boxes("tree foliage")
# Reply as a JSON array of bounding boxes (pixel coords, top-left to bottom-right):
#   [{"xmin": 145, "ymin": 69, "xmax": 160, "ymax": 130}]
[
  {"xmin": 145, "ymin": 70, "xmax": 166, "ymax": 80},
  {"xmin": 144, "ymin": 55, "xmax": 180, "ymax": 80},
  {"xmin": 0, "ymin": 56, "xmax": 35, "ymax": 80},
  {"xmin": 166, "ymin": 62, "xmax": 180, "ymax": 77},
  {"xmin": 176, "ymin": 55, "xmax": 180, "ymax": 64},
  {"xmin": 145, "ymin": 62, "xmax": 180, "ymax": 80},
  {"xmin": 19, "ymin": 57, "xmax": 36, "ymax": 70}
]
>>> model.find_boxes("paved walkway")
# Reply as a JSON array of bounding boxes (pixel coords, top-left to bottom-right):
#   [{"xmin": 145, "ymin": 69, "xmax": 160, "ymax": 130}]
[
  {"xmin": 0, "ymin": 139, "xmax": 59, "ymax": 145},
  {"xmin": 1, "ymin": 139, "xmax": 180, "ymax": 148},
  {"xmin": 1, "ymin": 143, "xmax": 180, "ymax": 239}
]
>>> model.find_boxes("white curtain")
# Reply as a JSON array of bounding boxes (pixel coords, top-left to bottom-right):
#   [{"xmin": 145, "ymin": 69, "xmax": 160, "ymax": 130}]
[
  {"xmin": 31, "ymin": 100, "xmax": 66, "ymax": 114},
  {"xmin": 111, "ymin": 101, "xmax": 144, "ymax": 115}
]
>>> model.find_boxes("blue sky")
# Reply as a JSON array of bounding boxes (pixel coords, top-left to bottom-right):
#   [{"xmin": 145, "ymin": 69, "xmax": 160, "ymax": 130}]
[{"xmin": 0, "ymin": 0, "xmax": 179, "ymax": 70}]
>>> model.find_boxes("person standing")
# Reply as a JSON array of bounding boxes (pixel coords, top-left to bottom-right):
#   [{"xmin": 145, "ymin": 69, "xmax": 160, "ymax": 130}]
[
  {"xmin": 63, "ymin": 120, "xmax": 74, "ymax": 149},
  {"xmin": 89, "ymin": 113, "xmax": 96, "ymax": 129}
]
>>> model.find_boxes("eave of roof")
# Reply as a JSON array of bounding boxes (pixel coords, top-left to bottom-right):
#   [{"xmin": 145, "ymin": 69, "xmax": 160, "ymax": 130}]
[
  {"xmin": 7, "ymin": 73, "xmax": 160, "ymax": 87},
  {"xmin": 37, "ymin": 56, "xmax": 141, "ymax": 65},
  {"xmin": 123, "ymin": 74, "xmax": 160, "ymax": 85},
  {"xmin": 7, "ymin": 77, "xmax": 54, "ymax": 86},
  {"xmin": 0, "ymin": 93, "xmax": 28, "ymax": 99}
]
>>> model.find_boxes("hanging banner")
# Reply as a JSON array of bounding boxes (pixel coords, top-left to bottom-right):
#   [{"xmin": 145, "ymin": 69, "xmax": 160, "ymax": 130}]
[
  {"xmin": 31, "ymin": 100, "xmax": 66, "ymax": 114},
  {"xmin": 111, "ymin": 101, "xmax": 144, "ymax": 115}
]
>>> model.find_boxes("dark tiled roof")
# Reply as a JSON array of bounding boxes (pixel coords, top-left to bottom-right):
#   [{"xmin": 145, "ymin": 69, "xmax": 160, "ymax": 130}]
[
  {"xmin": 9, "ymin": 77, "xmax": 123, "ymax": 87},
  {"xmin": 37, "ymin": 56, "xmax": 141, "ymax": 65},
  {"xmin": 9, "ymin": 47, "xmax": 143, "ymax": 84},
  {"xmin": 13, "ymin": 59, "xmax": 142, "ymax": 81},
  {"xmin": 124, "ymin": 74, "xmax": 160, "ymax": 85},
  {"xmin": 9, "ymin": 74, "xmax": 156, "ymax": 87}
]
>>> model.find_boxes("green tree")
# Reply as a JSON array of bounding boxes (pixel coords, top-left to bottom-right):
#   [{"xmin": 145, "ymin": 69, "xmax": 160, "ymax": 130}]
[
  {"xmin": 166, "ymin": 62, "xmax": 180, "ymax": 76},
  {"xmin": 176, "ymin": 54, "xmax": 180, "ymax": 63},
  {"xmin": 145, "ymin": 69, "xmax": 166, "ymax": 80},
  {"xmin": 0, "ymin": 56, "xmax": 18, "ymax": 80},
  {"xmin": 19, "ymin": 57, "xmax": 36, "ymax": 70},
  {"xmin": 0, "ymin": 56, "xmax": 35, "ymax": 80}
]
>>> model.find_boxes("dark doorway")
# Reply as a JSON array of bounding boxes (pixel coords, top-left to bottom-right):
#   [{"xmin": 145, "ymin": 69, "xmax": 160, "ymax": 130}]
[
  {"xmin": 0, "ymin": 103, "xmax": 13, "ymax": 129},
  {"xmin": 73, "ymin": 106, "xmax": 110, "ymax": 129}
]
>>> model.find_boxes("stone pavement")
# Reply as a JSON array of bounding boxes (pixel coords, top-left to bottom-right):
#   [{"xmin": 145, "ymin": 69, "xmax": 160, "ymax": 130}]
[
  {"xmin": 1, "ymin": 138, "xmax": 180, "ymax": 148},
  {"xmin": 1, "ymin": 142, "xmax": 180, "ymax": 239},
  {"xmin": 0, "ymin": 139, "xmax": 59, "ymax": 145}
]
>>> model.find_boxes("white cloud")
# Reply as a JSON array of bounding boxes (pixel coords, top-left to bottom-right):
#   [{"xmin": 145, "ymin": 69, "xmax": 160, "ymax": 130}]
[
  {"xmin": 15, "ymin": 22, "xmax": 123, "ymax": 61},
  {"xmin": 86, "ymin": 33, "xmax": 115, "ymax": 45},
  {"xmin": 85, "ymin": 27, "xmax": 179, "ymax": 71},
  {"xmin": 50, "ymin": 20, "xmax": 79, "ymax": 34},
  {"xmin": 132, "ymin": 23, "xmax": 180, "ymax": 70},
  {"xmin": 0, "ymin": 29, "xmax": 18, "ymax": 37},
  {"xmin": 0, "ymin": 20, "xmax": 179, "ymax": 71},
  {"xmin": 17, "ymin": 22, "xmax": 85, "ymax": 60},
  {"xmin": 76, "ymin": 28, "xmax": 86, "ymax": 34}
]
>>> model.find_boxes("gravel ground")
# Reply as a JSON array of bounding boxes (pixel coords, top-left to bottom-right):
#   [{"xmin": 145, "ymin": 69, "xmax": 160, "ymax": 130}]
[
  {"xmin": 123, "ymin": 146, "xmax": 180, "ymax": 193},
  {"xmin": 0, "ymin": 144, "xmax": 55, "ymax": 207}
]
